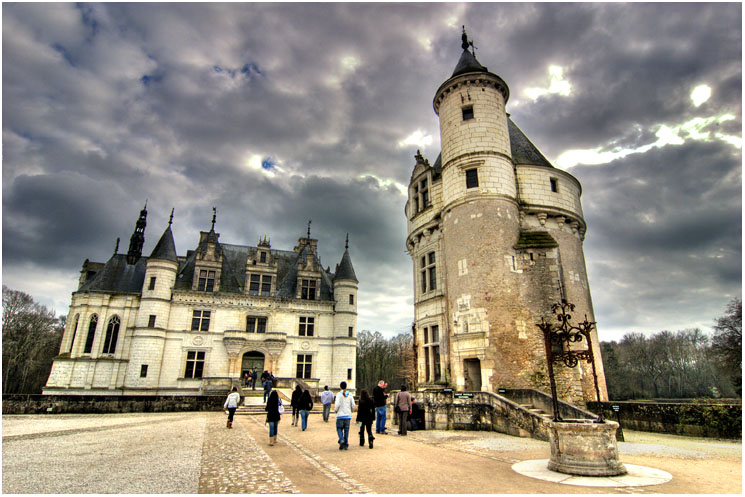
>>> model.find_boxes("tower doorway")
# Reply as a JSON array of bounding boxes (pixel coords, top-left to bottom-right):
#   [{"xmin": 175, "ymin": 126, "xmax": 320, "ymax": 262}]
[
  {"xmin": 242, "ymin": 351, "xmax": 265, "ymax": 378},
  {"xmin": 464, "ymin": 358, "xmax": 482, "ymax": 391}
]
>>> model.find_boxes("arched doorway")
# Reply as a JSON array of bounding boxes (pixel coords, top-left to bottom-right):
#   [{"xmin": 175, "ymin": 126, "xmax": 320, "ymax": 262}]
[{"xmin": 242, "ymin": 351, "xmax": 265, "ymax": 380}]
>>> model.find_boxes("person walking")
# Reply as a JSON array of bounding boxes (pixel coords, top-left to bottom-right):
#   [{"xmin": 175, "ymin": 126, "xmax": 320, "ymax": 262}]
[
  {"xmin": 373, "ymin": 380, "xmax": 389, "ymax": 434},
  {"xmin": 290, "ymin": 385, "xmax": 303, "ymax": 426},
  {"xmin": 320, "ymin": 385, "xmax": 334, "ymax": 422},
  {"xmin": 223, "ymin": 386, "xmax": 241, "ymax": 429},
  {"xmin": 299, "ymin": 389, "xmax": 314, "ymax": 431},
  {"xmin": 263, "ymin": 376, "xmax": 273, "ymax": 403},
  {"xmin": 356, "ymin": 389, "xmax": 376, "ymax": 449},
  {"xmin": 251, "ymin": 368, "xmax": 258, "ymax": 390},
  {"xmin": 334, "ymin": 381, "xmax": 355, "ymax": 450},
  {"xmin": 265, "ymin": 390, "xmax": 282, "ymax": 446},
  {"xmin": 243, "ymin": 372, "xmax": 249, "ymax": 387},
  {"xmin": 395, "ymin": 385, "xmax": 413, "ymax": 436}
]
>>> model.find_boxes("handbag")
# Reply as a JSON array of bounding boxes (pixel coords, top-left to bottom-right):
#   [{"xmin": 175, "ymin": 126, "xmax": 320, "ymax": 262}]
[
  {"xmin": 278, "ymin": 400, "xmax": 285, "ymax": 414},
  {"xmin": 394, "ymin": 405, "xmax": 401, "ymax": 413}
]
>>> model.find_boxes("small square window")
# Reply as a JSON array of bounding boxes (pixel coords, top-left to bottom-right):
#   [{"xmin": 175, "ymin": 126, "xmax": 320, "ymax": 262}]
[
  {"xmin": 148, "ymin": 315, "xmax": 156, "ymax": 328},
  {"xmin": 550, "ymin": 178, "xmax": 558, "ymax": 193},
  {"xmin": 462, "ymin": 106, "xmax": 474, "ymax": 120},
  {"xmin": 465, "ymin": 169, "xmax": 479, "ymax": 189},
  {"xmin": 347, "ymin": 368, "xmax": 353, "ymax": 380},
  {"xmin": 140, "ymin": 364, "xmax": 148, "ymax": 378},
  {"xmin": 148, "ymin": 277, "xmax": 156, "ymax": 290}
]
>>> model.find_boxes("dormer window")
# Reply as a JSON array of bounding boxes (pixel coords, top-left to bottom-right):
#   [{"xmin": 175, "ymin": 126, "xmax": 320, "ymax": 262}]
[
  {"xmin": 260, "ymin": 251, "xmax": 267, "ymax": 263},
  {"xmin": 410, "ymin": 173, "xmax": 432, "ymax": 218},
  {"xmin": 301, "ymin": 279, "xmax": 317, "ymax": 300},
  {"xmin": 197, "ymin": 270, "xmax": 216, "ymax": 292}
]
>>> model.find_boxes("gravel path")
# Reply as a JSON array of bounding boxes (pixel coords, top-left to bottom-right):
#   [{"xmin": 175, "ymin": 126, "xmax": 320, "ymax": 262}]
[{"xmin": 2, "ymin": 413, "xmax": 205, "ymax": 493}]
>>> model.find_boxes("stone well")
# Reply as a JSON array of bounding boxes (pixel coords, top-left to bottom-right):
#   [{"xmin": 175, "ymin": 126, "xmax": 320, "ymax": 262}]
[{"xmin": 547, "ymin": 420, "xmax": 627, "ymax": 476}]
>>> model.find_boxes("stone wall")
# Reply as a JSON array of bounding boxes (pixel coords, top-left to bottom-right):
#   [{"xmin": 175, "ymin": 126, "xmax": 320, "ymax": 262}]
[
  {"xmin": 2, "ymin": 394, "xmax": 225, "ymax": 415},
  {"xmin": 588, "ymin": 401, "xmax": 742, "ymax": 439}
]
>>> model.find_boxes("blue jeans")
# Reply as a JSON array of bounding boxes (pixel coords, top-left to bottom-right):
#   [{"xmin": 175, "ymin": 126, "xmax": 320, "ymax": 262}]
[
  {"xmin": 336, "ymin": 418, "xmax": 351, "ymax": 445},
  {"xmin": 322, "ymin": 403, "xmax": 331, "ymax": 422},
  {"xmin": 376, "ymin": 406, "xmax": 387, "ymax": 433},
  {"xmin": 268, "ymin": 420, "xmax": 278, "ymax": 437},
  {"xmin": 264, "ymin": 389, "xmax": 271, "ymax": 402},
  {"xmin": 300, "ymin": 410, "xmax": 309, "ymax": 430}
]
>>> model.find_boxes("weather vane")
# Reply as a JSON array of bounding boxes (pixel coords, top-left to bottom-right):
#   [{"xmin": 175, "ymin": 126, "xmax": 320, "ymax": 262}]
[
  {"xmin": 461, "ymin": 25, "xmax": 477, "ymax": 56},
  {"xmin": 307, "ymin": 220, "xmax": 312, "ymax": 239},
  {"xmin": 211, "ymin": 207, "xmax": 217, "ymax": 231}
]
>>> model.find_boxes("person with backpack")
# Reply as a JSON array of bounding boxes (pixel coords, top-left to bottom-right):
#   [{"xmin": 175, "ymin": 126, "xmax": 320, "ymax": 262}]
[{"xmin": 263, "ymin": 376, "xmax": 273, "ymax": 403}]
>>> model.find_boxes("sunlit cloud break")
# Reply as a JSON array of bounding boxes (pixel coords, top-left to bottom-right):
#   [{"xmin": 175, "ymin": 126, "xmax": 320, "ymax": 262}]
[
  {"xmin": 245, "ymin": 154, "xmax": 284, "ymax": 177},
  {"xmin": 397, "ymin": 129, "xmax": 433, "ymax": 149},
  {"xmin": 524, "ymin": 65, "xmax": 572, "ymax": 101},
  {"xmin": 556, "ymin": 113, "xmax": 740, "ymax": 168},
  {"xmin": 690, "ymin": 84, "xmax": 712, "ymax": 107}
]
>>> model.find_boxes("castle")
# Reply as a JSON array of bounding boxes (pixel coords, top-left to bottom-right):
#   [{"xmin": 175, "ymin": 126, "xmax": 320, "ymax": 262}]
[
  {"xmin": 406, "ymin": 29, "xmax": 608, "ymax": 404},
  {"xmin": 44, "ymin": 207, "xmax": 358, "ymax": 395}
]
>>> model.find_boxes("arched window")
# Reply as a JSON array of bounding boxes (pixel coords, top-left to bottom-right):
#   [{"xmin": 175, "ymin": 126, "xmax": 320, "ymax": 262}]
[
  {"xmin": 102, "ymin": 315, "xmax": 120, "ymax": 354},
  {"xmin": 69, "ymin": 314, "xmax": 80, "ymax": 353},
  {"xmin": 83, "ymin": 314, "xmax": 98, "ymax": 354}
]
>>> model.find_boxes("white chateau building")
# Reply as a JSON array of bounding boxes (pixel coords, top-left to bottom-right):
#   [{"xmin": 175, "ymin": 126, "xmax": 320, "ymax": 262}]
[{"xmin": 44, "ymin": 207, "xmax": 358, "ymax": 395}]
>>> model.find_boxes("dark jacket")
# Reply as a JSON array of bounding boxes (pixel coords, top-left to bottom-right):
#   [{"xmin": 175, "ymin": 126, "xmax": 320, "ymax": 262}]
[
  {"xmin": 265, "ymin": 396, "xmax": 281, "ymax": 422},
  {"xmin": 291, "ymin": 388, "xmax": 302, "ymax": 407},
  {"xmin": 372, "ymin": 385, "xmax": 388, "ymax": 408},
  {"xmin": 263, "ymin": 379, "xmax": 273, "ymax": 392},
  {"xmin": 299, "ymin": 391, "xmax": 314, "ymax": 411},
  {"xmin": 356, "ymin": 396, "xmax": 376, "ymax": 424}
]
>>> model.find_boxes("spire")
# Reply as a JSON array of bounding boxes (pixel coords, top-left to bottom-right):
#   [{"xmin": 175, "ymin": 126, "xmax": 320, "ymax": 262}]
[
  {"xmin": 210, "ymin": 207, "xmax": 217, "ymax": 232},
  {"xmin": 126, "ymin": 202, "xmax": 147, "ymax": 265},
  {"xmin": 150, "ymin": 219, "xmax": 178, "ymax": 262},
  {"xmin": 334, "ymin": 234, "xmax": 358, "ymax": 283},
  {"xmin": 168, "ymin": 208, "xmax": 174, "ymax": 227},
  {"xmin": 451, "ymin": 26, "xmax": 488, "ymax": 77},
  {"xmin": 307, "ymin": 219, "xmax": 312, "ymax": 240},
  {"xmin": 114, "ymin": 237, "xmax": 120, "ymax": 255}
]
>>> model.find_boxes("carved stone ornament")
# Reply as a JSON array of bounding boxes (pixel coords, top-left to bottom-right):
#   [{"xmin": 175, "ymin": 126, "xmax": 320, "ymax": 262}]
[
  {"xmin": 192, "ymin": 335, "xmax": 204, "ymax": 346},
  {"xmin": 301, "ymin": 341, "xmax": 310, "ymax": 350}
]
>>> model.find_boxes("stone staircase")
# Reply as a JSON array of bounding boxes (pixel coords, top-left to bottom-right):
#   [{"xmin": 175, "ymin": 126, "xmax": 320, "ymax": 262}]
[
  {"xmin": 234, "ymin": 389, "xmax": 323, "ymax": 416},
  {"xmin": 518, "ymin": 403, "xmax": 554, "ymax": 421}
]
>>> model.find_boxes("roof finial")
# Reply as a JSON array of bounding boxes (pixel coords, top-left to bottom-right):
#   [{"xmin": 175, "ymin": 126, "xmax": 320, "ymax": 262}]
[
  {"xmin": 307, "ymin": 219, "xmax": 312, "ymax": 240},
  {"xmin": 345, "ymin": 233, "xmax": 349, "ymax": 250},
  {"xmin": 168, "ymin": 208, "xmax": 174, "ymax": 227},
  {"xmin": 461, "ymin": 25, "xmax": 477, "ymax": 56},
  {"xmin": 211, "ymin": 207, "xmax": 217, "ymax": 231},
  {"xmin": 114, "ymin": 237, "xmax": 120, "ymax": 254}
]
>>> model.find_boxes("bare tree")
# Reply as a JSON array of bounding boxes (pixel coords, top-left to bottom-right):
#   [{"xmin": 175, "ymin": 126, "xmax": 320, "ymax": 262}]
[
  {"xmin": 2, "ymin": 286, "xmax": 64, "ymax": 394},
  {"xmin": 711, "ymin": 298, "xmax": 742, "ymax": 396}
]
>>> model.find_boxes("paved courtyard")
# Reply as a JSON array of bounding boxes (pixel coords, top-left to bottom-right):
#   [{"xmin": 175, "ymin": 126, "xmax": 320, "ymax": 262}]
[{"xmin": 2, "ymin": 411, "xmax": 741, "ymax": 494}]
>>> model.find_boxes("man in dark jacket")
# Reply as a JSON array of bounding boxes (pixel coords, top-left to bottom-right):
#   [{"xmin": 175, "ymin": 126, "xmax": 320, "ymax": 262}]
[{"xmin": 372, "ymin": 380, "xmax": 389, "ymax": 434}]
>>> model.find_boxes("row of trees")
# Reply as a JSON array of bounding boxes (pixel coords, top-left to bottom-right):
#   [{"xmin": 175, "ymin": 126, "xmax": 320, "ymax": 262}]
[
  {"xmin": 2, "ymin": 286, "xmax": 64, "ymax": 395},
  {"xmin": 601, "ymin": 298, "xmax": 741, "ymax": 400},
  {"xmin": 355, "ymin": 329, "xmax": 415, "ymax": 394}
]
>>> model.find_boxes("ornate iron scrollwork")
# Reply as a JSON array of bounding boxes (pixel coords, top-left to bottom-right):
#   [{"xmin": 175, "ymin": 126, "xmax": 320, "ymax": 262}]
[{"xmin": 537, "ymin": 300, "xmax": 605, "ymax": 423}]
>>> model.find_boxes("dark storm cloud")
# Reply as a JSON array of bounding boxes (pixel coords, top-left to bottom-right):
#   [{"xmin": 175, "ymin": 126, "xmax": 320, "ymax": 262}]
[{"xmin": 2, "ymin": 3, "xmax": 740, "ymax": 337}]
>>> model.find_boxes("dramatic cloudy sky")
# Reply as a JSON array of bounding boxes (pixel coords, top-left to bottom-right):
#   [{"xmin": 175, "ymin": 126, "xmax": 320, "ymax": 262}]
[{"xmin": 3, "ymin": 3, "xmax": 741, "ymax": 342}]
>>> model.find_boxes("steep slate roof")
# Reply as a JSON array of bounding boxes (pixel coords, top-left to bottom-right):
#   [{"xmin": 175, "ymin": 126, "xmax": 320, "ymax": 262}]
[
  {"xmin": 77, "ymin": 254, "xmax": 148, "ymax": 294},
  {"xmin": 451, "ymin": 49, "xmax": 489, "ymax": 77},
  {"xmin": 174, "ymin": 242, "xmax": 335, "ymax": 301},
  {"xmin": 334, "ymin": 249, "xmax": 358, "ymax": 282},
  {"xmin": 149, "ymin": 226, "xmax": 178, "ymax": 262},
  {"xmin": 508, "ymin": 118, "xmax": 553, "ymax": 168}
]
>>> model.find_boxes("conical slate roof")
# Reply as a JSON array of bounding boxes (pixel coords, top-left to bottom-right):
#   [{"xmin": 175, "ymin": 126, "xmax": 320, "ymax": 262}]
[
  {"xmin": 149, "ymin": 225, "xmax": 178, "ymax": 262},
  {"xmin": 508, "ymin": 118, "xmax": 553, "ymax": 168},
  {"xmin": 451, "ymin": 49, "xmax": 488, "ymax": 77},
  {"xmin": 334, "ymin": 249, "xmax": 358, "ymax": 282}
]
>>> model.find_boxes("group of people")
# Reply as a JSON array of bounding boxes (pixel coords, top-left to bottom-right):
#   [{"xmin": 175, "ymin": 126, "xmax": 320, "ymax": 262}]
[
  {"xmin": 242, "ymin": 369, "xmax": 258, "ymax": 389},
  {"xmin": 225, "ymin": 378, "xmax": 414, "ymax": 448}
]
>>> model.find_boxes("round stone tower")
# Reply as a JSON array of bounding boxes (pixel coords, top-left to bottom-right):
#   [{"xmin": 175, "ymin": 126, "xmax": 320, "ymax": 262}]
[{"xmin": 406, "ymin": 28, "xmax": 607, "ymax": 404}]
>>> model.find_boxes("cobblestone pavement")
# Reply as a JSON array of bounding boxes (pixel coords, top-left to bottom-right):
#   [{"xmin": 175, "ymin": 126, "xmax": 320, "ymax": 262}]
[
  {"xmin": 3, "ymin": 412, "xmax": 741, "ymax": 494},
  {"xmin": 198, "ymin": 414, "xmax": 298, "ymax": 494}
]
